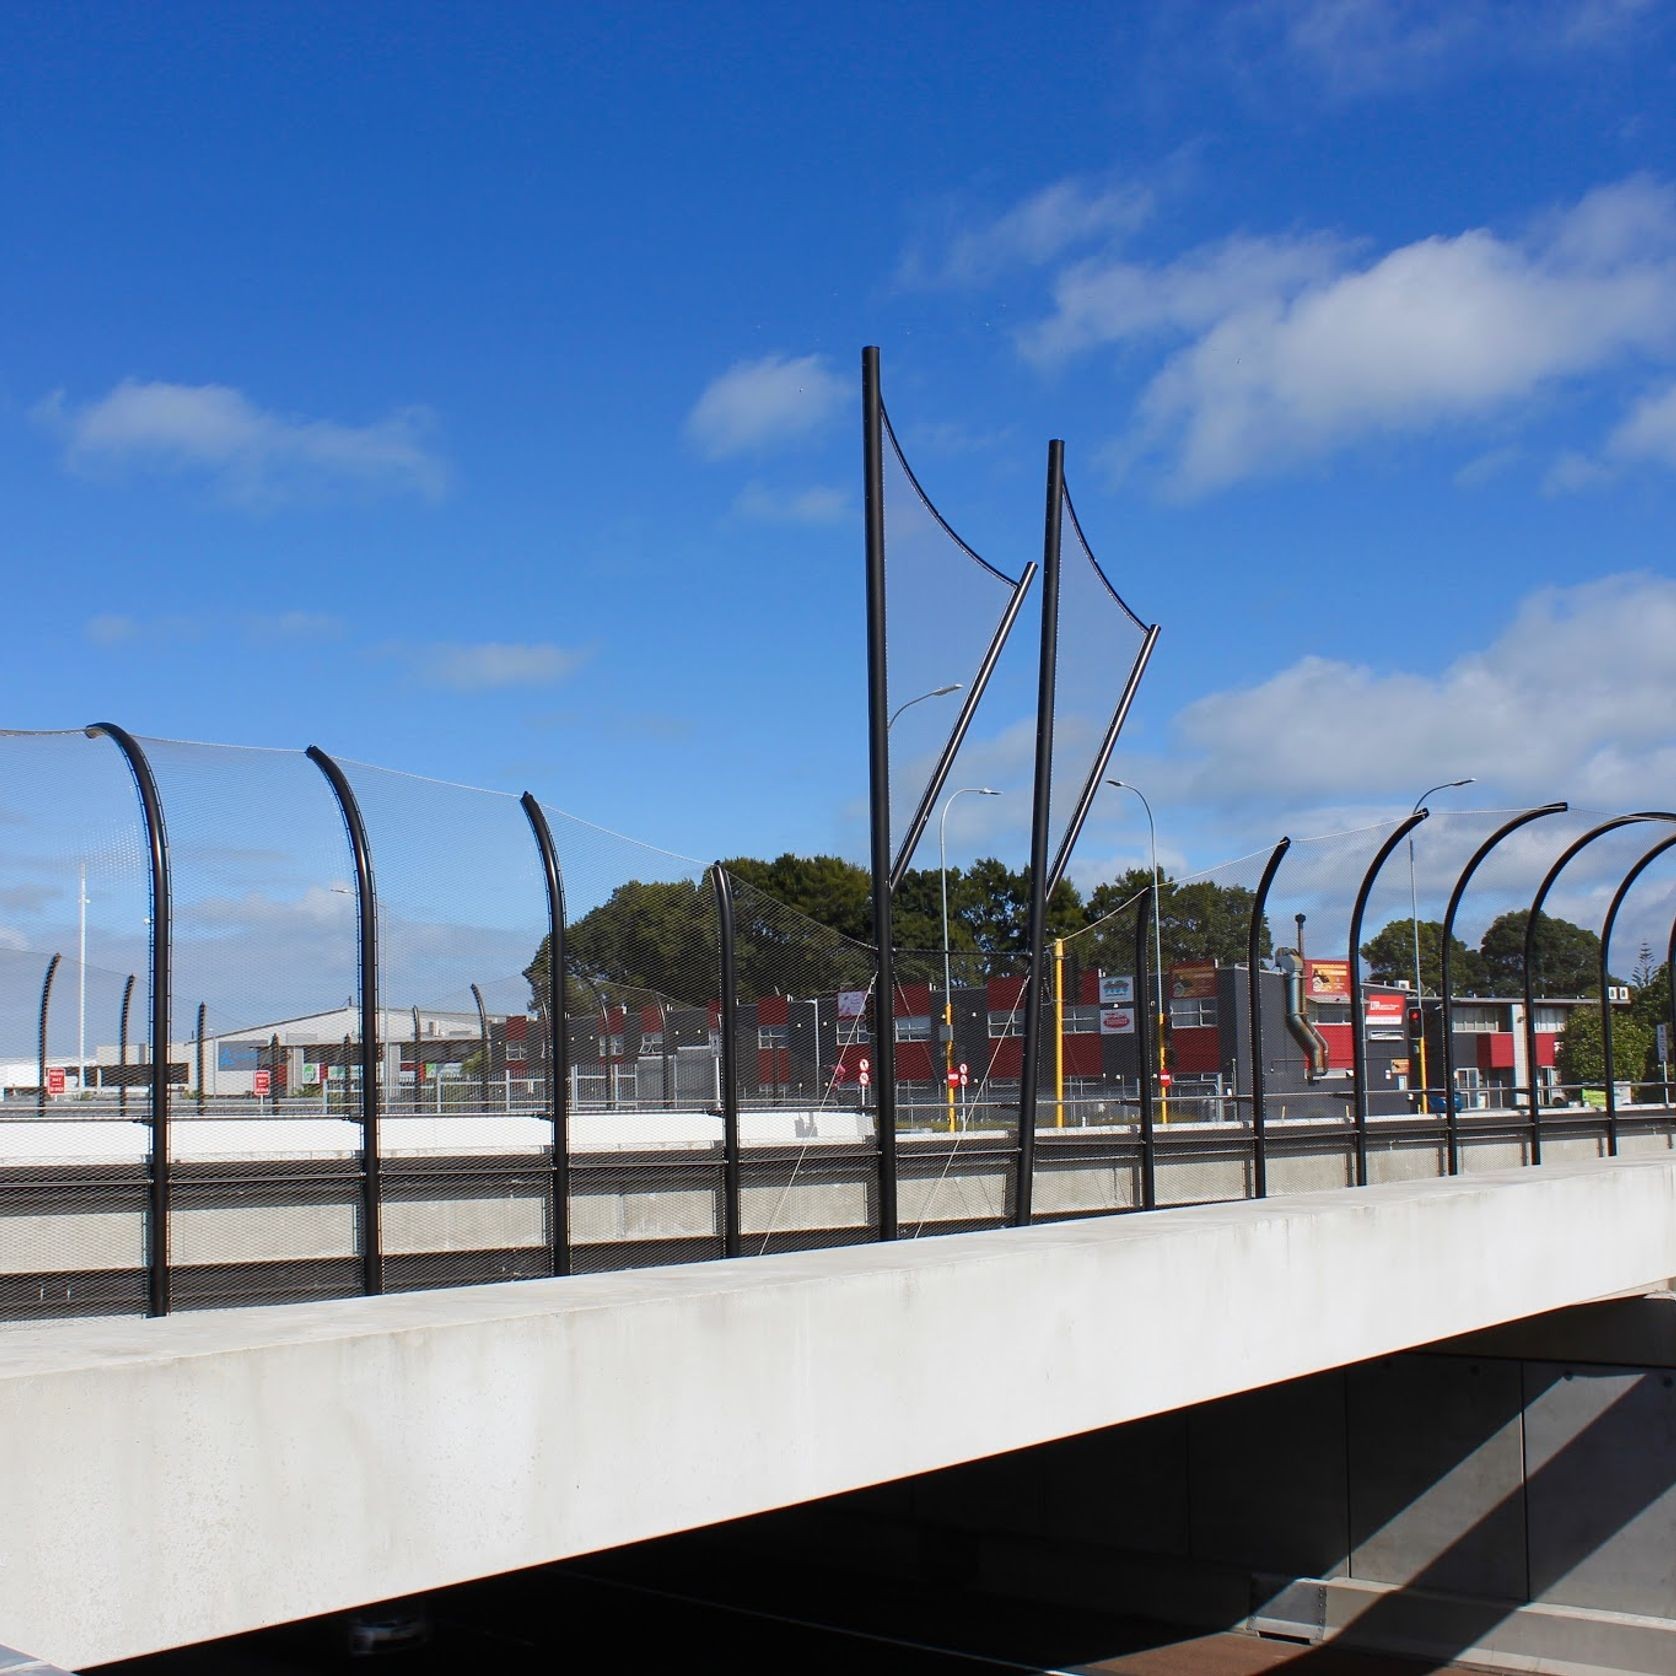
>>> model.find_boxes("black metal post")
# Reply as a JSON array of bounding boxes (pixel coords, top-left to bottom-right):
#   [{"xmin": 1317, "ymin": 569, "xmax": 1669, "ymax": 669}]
[
  {"xmin": 1439, "ymin": 805, "xmax": 1567, "ymax": 1173},
  {"xmin": 306, "ymin": 745, "xmax": 383, "ymax": 1296},
  {"xmin": 1135, "ymin": 885, "xmax": 1156, "ymax": 1211},
  {"xmin": 410, "ymin": 1005, "xmax": 422, "ymax": 1112},
  {"xmin": 195, "ymin": 1001, "xmax": 206, "ymax": 1115},
  {"xmin": 118, "ymin": 972, "xmax": 135, "ymax": 1113},
  {"xmin": 890, "ymin": 560, "xmax": 1039, "ymax": 890},
  {"xmin": 1668, "ymin": 910, "xmax": 1676, "ymax": 1110},
  {"xmin": 520, "ymin": 793, "xmax": 569, "ymax": 1276},
  {"xmin": 1349, "ymin": 813, "xmax": 1430, "ymax": 1186},
  {"xmin": 862, "ymin": 345, "xmax": 898, "ymax": 1240},
  {"xmin": 37, "ymin": 952, "xmax": 61, "ymax": 1117},
  {"xmin": 470, "ymin": 982, "xmax": 491, "ymax": 1112},
  {"xmin": 712, "ymin": 863, "xmax": 742, "ymax": 1258},
  {"xmin": 1599, "ymin": 832, "xmax": 1676, "ymax": 1152},
  {"xmin": 1248, "ymin": 838, "xmax": 1291, "ymax": 1198},
  {"xmin": 1016, "ymin": 439, "xmax": 1065, "ymax": 1227},
  {"xmin": 1523, "ymin": 814, "xmax": 1675, "ymax": 1163},
  {"xmin": 87, "ymin": 723, "xmax": 172, "ymax": 1317}
]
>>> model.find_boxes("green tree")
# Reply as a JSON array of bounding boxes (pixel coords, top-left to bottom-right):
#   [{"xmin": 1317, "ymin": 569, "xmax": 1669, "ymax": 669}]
[
  {"xmin": 1360, "ymin": 919, "xmax": 1484, "ymax": 994},
  {"xmin": 1079, "ymin": 868, "xmax": 1270, "ymax": 979},
  {"xmin": 1477, "ymin": 910, "xmax": 1605, "ymax": 997},
  {"xmin": 1630, "ymin": 960, "xmax": 1670, "ymax": 1032},
  {"xmin": 1557, "ymin": 1006, "xmax": 1653, "ymax": 1089}
]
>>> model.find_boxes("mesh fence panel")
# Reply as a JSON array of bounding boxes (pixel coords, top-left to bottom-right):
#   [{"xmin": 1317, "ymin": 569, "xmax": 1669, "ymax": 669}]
[
  {"xmin": 721, "ymin": 873, "xmax": 878, "ymax": 1253},
  {"xmin": 879, "ymin": 405, "xmax": 1027, "ymax": 873},
  {"xmin": 1045, "ymin": 486, "xmax": 1152, "ymax": 879},
  {"xmin": 140, "ymin": 739, "xmax": 365, "ymax": 1308},
  {"xmin": 0, "ymin": 730, "xmax": 154, "ymax": 1319},
  {"xmin": 339, "ymin": 761, "xmax": 554, "ymax": 1294},
  {"xmin": 532, "ymin": 801, "xmax": 721, "ymax": 1274}
]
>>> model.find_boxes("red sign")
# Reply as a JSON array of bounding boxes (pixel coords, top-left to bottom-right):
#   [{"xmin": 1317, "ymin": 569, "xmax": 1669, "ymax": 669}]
[
  {"xmin": 858, "ymin": 1057, "xmax": 870, "ymax": 1073},
  {"xmin": 1158, "ymin": 1071, "xmax": 1173, "ymax": 1088},
  {"xmin": 858, "ymin": 1070, "xmax": 871, "ymax": 1088},
  {"xmin": 1168, "ymin": 963, "xmax": 1218, "ymax": 1000},
  {"xmin": 46, "ymin": 1067, "xmax": 65, "ymax": 1095},
  {"xmin": 831, "ymin": 1062, "xmax": 848, "ymax": 1082},
  {"xmin": 253, "ymin": 1069, "xmax": 272, "ymax": 1096},
  {"xmin": 1364, "ymin": 993, "xmax": 1406, "ymax": 1027},
  {"xmin": 958, "ymin": 1062, "xmax": 969, "ymax": 1075},
  {"xmin": 947, "ymin": 1070, "xmax": 960, "ymax": 1087},
  {"xmin": 1305, "ymin": 959, "xmax": 1351, "ymax": 1002}
]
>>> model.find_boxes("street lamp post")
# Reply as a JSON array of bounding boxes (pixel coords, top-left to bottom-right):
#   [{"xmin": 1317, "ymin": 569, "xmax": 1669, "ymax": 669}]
[
  {"xmin": 940, "ymin": 786, "xmax": 1000, "ymax": 1132},
  {"xmin": 888, "ymin": 682, "xmax": 961, "ymax": 731},
  {"xmin": 1108, "ymin": 781, "xmax": 1167, "ymax": 1124},
  {"xmin": 1408, "ymin": 778, "xmax": 1476, "ymax": 1110}
]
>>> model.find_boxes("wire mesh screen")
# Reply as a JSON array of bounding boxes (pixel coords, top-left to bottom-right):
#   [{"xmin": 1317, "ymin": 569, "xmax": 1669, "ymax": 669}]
[
  {"xmin": 879, "ymin": 404, "xmax": 1027, "ymax": 874},
  {"xmin": 140, "ymin": 739, "xmax": 365, "ymax": 1308},
  {"xmin": 1031, "ymin": 887, "xmax": 1150, "ymax": 1224},
  {"xmin": 0, "ymin": 729, "xmax": 155, "ymax": 1318},
  {"xmin": 1045, "ymin": 485, "xmax": 1152, "ymax": 884},
  {"xmin": 722, "ymin": 872, "xmax": 879, "ymax": 1253},
  {"xmin": 338, "ymin": 761, "xmax": 555, "ymax": 1294},
  {"xmin": 532, "ymin": 800, "xmax": 721, "ymax": 1274}
]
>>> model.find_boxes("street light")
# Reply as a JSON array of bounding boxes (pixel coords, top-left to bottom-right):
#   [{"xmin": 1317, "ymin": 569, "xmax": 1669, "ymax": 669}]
[
  {"xmin": 1108, "ymin": 781, "xmax": 1167, "ymax": 1122},
  {"xmin": 1409, "ymin": 778, "xmax": 1476, "ymax": 1110},
  {"xmin": 889, "ymin": 682, "xmax": 961, "ymax": 731},
  {"xmin": 940, "ymin": 786, "xmax": 1000, "ymax": 1131}
]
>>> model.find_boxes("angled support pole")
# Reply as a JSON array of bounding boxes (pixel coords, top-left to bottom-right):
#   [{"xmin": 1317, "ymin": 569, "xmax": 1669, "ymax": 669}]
[
  {"xmin": 1438, "ymin": 804, "xmax": 1567, "ymax": 1173},
  {"xmin": 1248, "ymin": 838, "xmax": 1291, "ymax": 1198},
  {"xmin": 1600, "ymin": 831, "xmax": 1676, "ymax": 1152},
  {"xmin": 520, "ymin": 794, "xmax": 570, "ymax": 1276},
  {"xmin": 87, "ymin": 722, "xmax": 172, "ymax": 1317},
  {"xmin": 307, "ymin": 746, "xmax": 383, "ymax": 1296}
]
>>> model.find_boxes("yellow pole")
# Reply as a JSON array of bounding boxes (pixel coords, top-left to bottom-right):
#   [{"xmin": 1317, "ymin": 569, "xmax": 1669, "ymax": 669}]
[
  {"xmin": 1416, "ymin": 1012, "xmax": 1430, "ymax": 1113},
  {"xmin": 1158, "ymin": 995, "xmax": 1170, "ymax": 1125},
  {"xmin": 945, "ymin": 996, "xmax": 956, "ymax": 1133},
  {"xmin": 1054, "ymin": 938, "xmax": 1065, "ymax": 1127}
]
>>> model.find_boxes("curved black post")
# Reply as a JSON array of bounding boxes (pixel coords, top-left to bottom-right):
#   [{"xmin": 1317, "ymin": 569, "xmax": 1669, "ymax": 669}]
[
  {"xmin": 410, "ymin": 1005, "xmax": 423, "ymax": 1112},
  {"xmin": 1248, "ymin": 838, "xmax": 1291, "ymax": 1198},
  {"xmin": 712, "ymin": 864, "xmax": 742, "ymax": 1258},
  {"xmin": 1438, "ymin": 804, "xmax": 1567, "ymax": 1173},
  {"xmin": 1600, "ymin": 831, "xmax": 1676, "ymax": 1151},
  {"xmin": 194, "ymin": 1001, "xmax": 206, "ymax": 1115},
  {"xmin": 862, "ymin": 345, "xmax": 898, "ymax": 1240},
  {"xmin": 1524, "ymin": 813, "xmax": 1676, "ymax": 1161},
  {"xmin": 519, "ymin": 793, "xmax": 569, "ymax": 1275},
  {"xmin": 1349, "ymin": 813, "xmax": 1430, "ymax": 1185},
  {"xmin": 1668, "ymin": 910, "xmax": 1676, "ymax": 1109},
  {"xmin": 37, "ymin": 952, "xmax": 61, "ymax": 1117},
  {"xmin": 470, "ymin": 982, "xmax": 491, "ymax": 1111},
  {"xmin": 1017, "ymin": 437, "xmax": 1065, "ymax": 1227},
  {"xmin": 1135, "ymin": 885, "xmax": 1156, "ymax": 1211},
  {"xmin": 306, "ymin": 745, "xmax": 383, "ymax": 1296},
  {"xmin": 117, "ymin": 972, "xmax": 135, "ymax": 1113},
  {"xmin": 87, "ymin": 723, "xmax": 172, "ymax": 1317}
]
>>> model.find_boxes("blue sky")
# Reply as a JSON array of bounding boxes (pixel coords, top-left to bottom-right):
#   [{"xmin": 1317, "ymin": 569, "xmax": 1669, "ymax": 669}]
[{"xmin": 5, "ymin": 0, "xmax": 1676, "ymax": 960}]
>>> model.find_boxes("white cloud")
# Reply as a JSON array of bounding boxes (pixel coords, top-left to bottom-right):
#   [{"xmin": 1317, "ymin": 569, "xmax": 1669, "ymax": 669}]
[
  {"xmin": 684, "ymin": 354, "xmax": 847, "ymax": 460},
  {"xmin": 1149, "ymin": 572, "xmax": 1676, "ymax": 810},
  {"xmin": 900, "ymin": 174, "xmax": 1153, "ymax": 289},
  {"xmin": 732, "ymin": 481, "xmax": 849, "ymax": 524},
  {"xmin": 38, "ymin": 380, "xmax": 449, "ymax": 505},
  {"xmin": 1608, "ymin": 378, "xmax": 1676, "ymax": 466},
  {"xmin": 416, "ymin": 642, "xmax": 589, "ymax": 692},
  {"xmin": 1081, "ymin": 177, "xmax": 1676, "ymax": 492}
]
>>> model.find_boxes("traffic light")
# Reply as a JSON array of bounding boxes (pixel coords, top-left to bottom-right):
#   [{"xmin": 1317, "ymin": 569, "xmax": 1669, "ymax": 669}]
[{"xmin": 1406, "ymin": 1005, "xmax": 1424, "ymax": 1054}]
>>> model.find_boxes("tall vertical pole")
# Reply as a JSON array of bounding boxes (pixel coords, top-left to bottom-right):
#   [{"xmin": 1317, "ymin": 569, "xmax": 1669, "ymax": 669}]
[
  {"xmin": 862, "ymin": 345, "xmax": 898, "ymax": 1240},
  {"xmin": 1016, "ymin": 439, "xmax": 1064, "ymax": 1226},
  {"xmin": 712, "ymin": 863, "xmax": 742, "ymax": 1258},
  {"xmin": 37, "ymin": 952, "xmax": 61, "ymax": 1118},
  {"xmin": 470, "ymin": 982, "xmax": 491, "ymax": 1112},
  {"xmin": 77, "ymin": 862, "xmax": 87, "ymax": 1092},
  {"xmin": 1439, "ymin": 805, "xmax": 1566, "ymax": 1173},
  {"xmin": 194, "ymin": 1002, "xmax": 206, "ymax": 1115},
  {"xmin": 522, "ymin": 793, "xmax": 569, "ymax": 1274},
  {"xmin": 1054, "ymin": 938, "xmax": 1065, "ymax": 1128},
  {"xmin": 307, "ymin": 746, "xmax": 383, "ymax": 1296},
  {"xmin": 1248, "ymin": 838, "xmax": 1291, "ymax": 1198},
  {"xmin": 1349, "ymin": 813, "xmax": 1429, "ymax": 1186},
  {"xmin": 1135, "ymin": 885, "xmax": 1156, "ymax": 1211},
  {"xmin": 87, "ymin": 723, "xmax": 172, "ymax": 1316}
]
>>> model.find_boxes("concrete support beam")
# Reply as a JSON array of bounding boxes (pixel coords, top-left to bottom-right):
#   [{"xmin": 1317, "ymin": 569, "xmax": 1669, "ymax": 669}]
[{"xmin": 3, "ymin": 1157, "xmax": 1676, "ymax": 1669}]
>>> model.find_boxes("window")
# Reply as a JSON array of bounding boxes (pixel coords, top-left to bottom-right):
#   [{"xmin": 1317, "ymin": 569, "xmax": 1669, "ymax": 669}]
[
  {"xmin": 895, "ymin": 1015, "xmax": 930, "ymax": 1042},
  {"xmin": 1310, "ymin": 1001, "xmax": 1350, "ymax": 1025},
  {"xmin": 758, "ymin": 1025, "xmax": 789, "ymax": 1051},
  {"xmin": 1532, "ymin": 1005, "xmax": 1571, "ymax": 1035},
  {"xmin": 1451, "ymin": 1005, "xmax": 1502, "ymax": 1034},
  {"xmin": 1170, "ymin": 997, "xmax": 1218, "ymax": 1029},
  {"xmin": 837, "ymin": 1024, "xmax": 871, "ymax": 1045},
  {"xmin": 1062, "ymin": 1005, "xmax": 1100, "ymax": 1035},
  {"xmin": 988, "ymin": 1010, "xmax": 1024, "ymax": 1038},
  {"xmin": 505, "ymin": 1042, "xmax": 527, "ymax": 1062},
  {"xmin": 639, "ymin": 1031, "xmax": 665, "ymax": 1056}
]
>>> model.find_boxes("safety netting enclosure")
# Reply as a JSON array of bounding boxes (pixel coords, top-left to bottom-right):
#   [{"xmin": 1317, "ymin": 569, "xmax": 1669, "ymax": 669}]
[{"xmin": 0, "ymin": 729, "xmax": 156, "ymax": 1317}]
